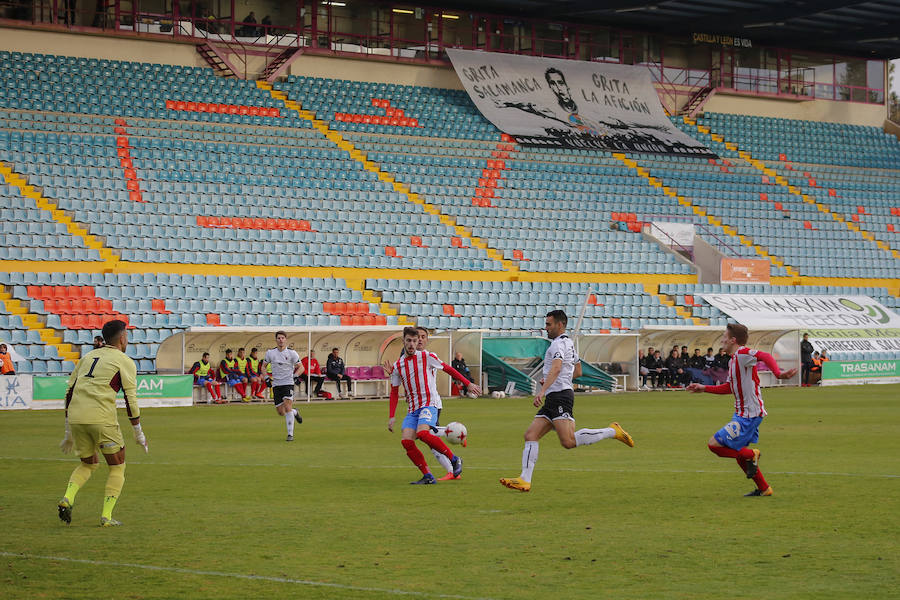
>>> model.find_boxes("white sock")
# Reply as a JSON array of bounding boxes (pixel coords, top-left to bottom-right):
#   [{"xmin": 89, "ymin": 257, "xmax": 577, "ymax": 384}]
[
  {"xmin": 575, "ymin": 428, "xmax": 615, "ymax": 446},
  {"xmin": 432, "ymin": 448, "xmax": 453, "ymax": 473},
  {"xmin": 432, "ymin": 426, "xmax": 447, "ymax": 437},
  {"xmin": 285, "ymin": 412, "xmax": 295, "ymax": 436},
  {"xmin": 520, "ymin": 441, "xmax": 539, "ymax": 482}
]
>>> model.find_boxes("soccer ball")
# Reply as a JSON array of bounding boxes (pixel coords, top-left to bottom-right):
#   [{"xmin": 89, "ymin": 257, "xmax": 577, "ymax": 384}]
[{"xmin": 444, "ymin": 421, "xmax": 468, "ymax": 445}]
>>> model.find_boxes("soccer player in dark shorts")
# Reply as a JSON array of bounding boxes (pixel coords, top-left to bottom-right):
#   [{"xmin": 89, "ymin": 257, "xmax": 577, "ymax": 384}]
[{"xmin": 500, "ymin": 310, "xmax": 635, "ymax": 492}]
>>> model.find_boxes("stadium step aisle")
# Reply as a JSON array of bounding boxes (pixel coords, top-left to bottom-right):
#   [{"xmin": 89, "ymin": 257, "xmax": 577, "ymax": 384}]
[
  {"xmin": 258, "ymin": 81, "xmax": 516, "ymax": 273},
  {"xmin": 691, "ymin": 112, "xmax": 900, "ymax": 276},
  {"xmin": 0, "ymin": 272, "xmax": 404, "ymax": 374}
]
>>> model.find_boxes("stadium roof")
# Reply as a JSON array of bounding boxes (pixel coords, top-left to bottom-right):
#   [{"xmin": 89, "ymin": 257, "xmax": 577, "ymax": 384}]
[{"xmin": 435, "ymin": 0, "xmax": 900, "ymax": 60}]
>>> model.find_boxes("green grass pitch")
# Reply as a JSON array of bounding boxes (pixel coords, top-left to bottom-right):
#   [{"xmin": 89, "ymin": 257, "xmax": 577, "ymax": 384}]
[{"xmin": 1, "ymin": 384, "xmax": 898, "ymax": 599}]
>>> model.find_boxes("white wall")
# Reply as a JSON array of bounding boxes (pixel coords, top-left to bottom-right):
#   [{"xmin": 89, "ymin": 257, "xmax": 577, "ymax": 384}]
[
  {"xmin": 0, "ymin": 26, "xmax": 205, "ymax": 67},
  {"xmin": 288, "ymin": 53, "xmax": 462, "ymax": 89},
  {"xmin": 704, "ymin": 91, "xmax": 887, "ymax": 128}
]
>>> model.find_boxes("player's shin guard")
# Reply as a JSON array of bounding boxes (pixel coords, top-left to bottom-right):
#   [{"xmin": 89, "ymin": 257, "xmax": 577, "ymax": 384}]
[
  {"xmin": 708, "ymin": 443, "xmax": 741, "ymax": 459},
  {"xmin": 521, "ymin": 441, "xmax": 539, "ymax": 482},
  {"xmin": 401, "ymin": 439, "xmax": 430, "ymax": 475},
  {"xmin": 416, "ymin": 430, "xmax": 453, "ymax": 459},
  {"xmin": 64, "ymin": 461, "xmax": 99, "ymax": 503},
  {"xmin": 102, "ymin": 463, "xmax": 125, "ymax": 520}
]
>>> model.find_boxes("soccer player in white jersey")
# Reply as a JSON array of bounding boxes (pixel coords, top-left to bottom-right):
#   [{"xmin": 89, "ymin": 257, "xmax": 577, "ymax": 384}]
[
  {"xmin": 261, "ymin": 331, "xmax": 303, "ymax": 442},
  {"xmin": 388, "ymin": 327, "xmax": 480, "ymax": 484},
  {"xmin": 687, "ymin": 323, "xmax": 797, "ymax": 497},
  {"xmin": 501, "ymin": 310, "xmax": 634, "ymax": 492}
]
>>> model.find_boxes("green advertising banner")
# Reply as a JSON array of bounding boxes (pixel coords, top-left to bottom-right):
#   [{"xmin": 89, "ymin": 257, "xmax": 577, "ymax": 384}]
[
  {"xmin": 822, "ymin": 360, "xmax": 900, "ymax": 381},
  {"xmin": 31, "ymin": 375, "xmax": 194, "ymax": 409}
]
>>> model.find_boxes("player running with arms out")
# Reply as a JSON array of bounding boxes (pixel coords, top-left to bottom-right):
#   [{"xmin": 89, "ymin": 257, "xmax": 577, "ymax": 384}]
[
  {"xmin": 415, "ymin": 326, "xmax": 471, "ymax": 480},
  {"xmin": 57, "ymin": 319, "xmax": 148, "ymax": 527},
  {"xmin": 388, "ymin": 327, "xmax": 480, "ymax": 484},
  {"xmin": 501, "ymin": 310, "xmax": 634, "ymax": 492},
  {"xmin": 262, "ymin": 331, "xmax": 303, "ymax": 442},
  {"xmin": 687, "ymin": 323, "xmax": 797, "ymax": 497}
]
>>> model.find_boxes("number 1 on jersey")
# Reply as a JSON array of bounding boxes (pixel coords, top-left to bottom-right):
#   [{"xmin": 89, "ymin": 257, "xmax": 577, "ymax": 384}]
[{"xmin": 85, "ymin": 356, "xmax": 100, "ymax": 378}]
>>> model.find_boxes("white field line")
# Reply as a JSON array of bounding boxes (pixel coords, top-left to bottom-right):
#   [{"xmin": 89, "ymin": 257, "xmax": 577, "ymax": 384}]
[
  {"xmin": 0, "ymin": 551, "xmax": 497, "ymax": 600},
  {"xmin": 0, "ymin": 456, "xmax": 897, "ymax": 478}
]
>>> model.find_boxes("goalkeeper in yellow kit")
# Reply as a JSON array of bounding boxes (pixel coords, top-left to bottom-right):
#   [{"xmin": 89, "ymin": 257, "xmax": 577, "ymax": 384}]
[{"xmin": 57, "ymin": 319, "xmax": 149, "ymax": 527}]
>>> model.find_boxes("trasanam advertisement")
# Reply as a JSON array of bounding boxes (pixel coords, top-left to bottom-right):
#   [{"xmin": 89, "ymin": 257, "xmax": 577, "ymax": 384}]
[{"xmin": 446, "ymin": 48, "xmax": 713, "ymax": 156}]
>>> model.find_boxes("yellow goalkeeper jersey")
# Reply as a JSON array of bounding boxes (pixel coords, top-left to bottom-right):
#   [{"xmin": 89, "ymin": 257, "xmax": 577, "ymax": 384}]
[{"xmin": 66, "ymin": 346, "xmax": 139, "ymax": 425}]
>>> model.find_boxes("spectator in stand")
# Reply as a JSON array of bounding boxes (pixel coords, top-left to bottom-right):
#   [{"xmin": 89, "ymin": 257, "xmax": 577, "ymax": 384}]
[
  {"xmin": 0, "ymin": 343, "xmax": 15, "ymax": 375},
  {"xmin": 709, "ymin": 347, "xmax": 730, "ymax": 384},
  {"xmin": 326, "ymin": 347, "xmax": 353, "ymax": 399},
  {"xmin": 298, "ymin": 350, "xmax": 327, "ymax": 398},
  {"xmin": 246, "ymin": 347, "xmax": 267, "ymax": 400},
  {"xmin": 451, "ymin": 351, "xmax": 472, "ymax": 380},
  {"xmin": 686, "ymin": 348, "xmax": 714, "ymax": 385},
  {"xmin": 645, "ymin": 350, "xmax": 665, "ymax": 388},
  {"xmin": 665, "ymin": 348, "xmax": 689, "ymax": 388},
  {"xmin": 189, "ymin": 352, "xmax": 223, "ymax": 403},
  {"xmin": 260, "ymin": 14, "xmax": 271, "ymax": 36},
  {"xmin": 809, "ymin": 351, "xmax": 823, "ymax": 383},
  {"xmin": 638, "ymin": 349, "xmax": 650, "ymax": 389},
  {"xmin": 800, "ymin": 333, "xmax": 815, "ymax": 387},
  {"xmin": 220, "ymin": 349, "xmax": 248, "ymax": 401},
  {"xmin": 239, "ymin": 10, "xmax": 256, "ymax": 36},
  {"xmin": 93, "ymin": 336, "xmax": 105, "ymax": 349},
  {"xmin": 703, "ymin": 347, "xmax": 716, "ymax": 369}
]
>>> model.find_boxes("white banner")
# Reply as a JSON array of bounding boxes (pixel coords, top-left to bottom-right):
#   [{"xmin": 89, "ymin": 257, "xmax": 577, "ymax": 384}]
[
  {"xmin": 447, "ymin": 49, "xmax": 712, "ymax": 156},
  {"xmin": 701, "ymin": 295, "xmax": 900, "ymax": 329},
  {"xmin": 0, "ymin": 375, "xmax": 32, "ymax": 410},
  {"xmin": 646, "ymin": 222, "xmax": 695, "ymax": 248},
  {"xmin": 805, "ymin": 328, "xmax": 900, "ymax": 357}
]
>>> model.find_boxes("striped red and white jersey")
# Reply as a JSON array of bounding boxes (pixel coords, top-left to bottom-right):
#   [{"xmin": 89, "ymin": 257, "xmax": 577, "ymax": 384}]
[
  {"xmin": 391, "ymin": 350, "xmax": 445, "ymax": 414},
  {"xmin": 727, "ymin": 347, "xmax": 767, "ymax": 418}
]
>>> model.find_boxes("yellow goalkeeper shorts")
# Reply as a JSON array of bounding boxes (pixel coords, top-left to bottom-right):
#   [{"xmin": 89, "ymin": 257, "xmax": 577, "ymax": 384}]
[{"xmin": 70, "ymin": 422, "xmax": 125, "ymax": 458}]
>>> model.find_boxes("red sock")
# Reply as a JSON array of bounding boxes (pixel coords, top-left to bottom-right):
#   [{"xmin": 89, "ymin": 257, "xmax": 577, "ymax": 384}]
[
  {"xmin": 237, "ymin": 383, "xmax": 247, "ymax": 397},
  {"xmin": 736, "ymin": 457, "xmax": 769, "ymax": 490},
  {"xmin": 250, "ymin": 381, "xmax": 258, "ymax": 396},
  {"xmin": 401, "ymin": 439, "xmax": 429, "ymax": 475},
  {"xmin": 737, "ymin": 447, "xmax": 755, "ymax": 461},
  {"xmin": 205, "ymin": 382, "xmax": 216, "ymax": 398},
  {"xmin": 214, "ymin": 383, "xmax": 222, "ymax": 399},
  {"xmin": 417, "ymin": 430, "xmax": 454, "ymax": 459},
  {"xmin": 257, "ymin": 382, "xmax": 266, "ymax": 395},
  {"xmin": 708, "ymin": 443, "xmax": 740, "ymax": 459}
]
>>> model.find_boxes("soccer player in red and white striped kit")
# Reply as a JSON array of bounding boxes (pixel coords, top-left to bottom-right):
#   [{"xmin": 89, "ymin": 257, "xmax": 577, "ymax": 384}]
[
  {"xmin": 388, "ymin": 327, "xmax": 481, "ymax": 484},
  {"xmin": 688, "ymin": 323, "xmax": 797, "ymax": 497}
]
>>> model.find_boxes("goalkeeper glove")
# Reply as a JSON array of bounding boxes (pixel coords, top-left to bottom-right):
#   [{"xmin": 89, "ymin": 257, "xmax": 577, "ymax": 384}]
[
  {"xmin": 133, "ymin": 423, "xmax": 149, "ymax": 453},
  {"xmin": 59, "ymin": 418, "xmax": 75, "ymax": 454}
]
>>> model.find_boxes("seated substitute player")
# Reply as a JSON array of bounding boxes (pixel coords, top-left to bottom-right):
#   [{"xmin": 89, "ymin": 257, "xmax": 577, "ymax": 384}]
[
  {"xmin": 220, "ymin": 348, "xmax": 248, "ymax": 401},
  {"xmin": 387, "ymin": 327, "xmax": 479, "ymax": 484},
  {"xmin": 501, "ymin": 310, "xmax": 634, "ymax": 492},
  {"xmin": 246, "ymin": 347, "xmax": 267, "ymax": 400},
  {"xmin": 262, "ymin": 331, "xmax": 303, "ymax": 442},
  {"xmin": 57, "ymin": 319, "xmax": 149, "ymax": 527},
  {"xmin": 687, "ymin": 323, "xmax": 797, "ymax": 497},
  {"xmin": 189, "ymin": 352, "xmax": 223, "ymax": 403}
]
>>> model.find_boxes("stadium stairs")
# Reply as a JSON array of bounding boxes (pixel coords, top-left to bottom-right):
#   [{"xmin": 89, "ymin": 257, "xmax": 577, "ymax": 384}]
[{"xmin": 0, "ymin": 51, "xmax": 897, "ymax": 373}]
